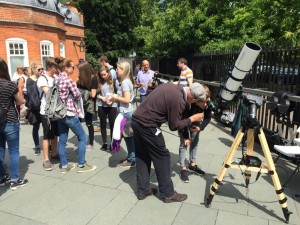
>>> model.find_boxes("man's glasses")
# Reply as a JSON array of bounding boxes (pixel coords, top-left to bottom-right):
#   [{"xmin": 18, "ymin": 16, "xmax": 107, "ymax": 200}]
[{"xmin": 37, "ymin": 68, "xmax": 44, "ymax": 72}]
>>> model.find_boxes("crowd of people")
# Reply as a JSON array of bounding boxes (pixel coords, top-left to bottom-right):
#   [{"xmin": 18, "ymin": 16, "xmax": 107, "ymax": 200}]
[{"xmin": 0, "ymin": 56, "xmax": 211, "ymax": 203}]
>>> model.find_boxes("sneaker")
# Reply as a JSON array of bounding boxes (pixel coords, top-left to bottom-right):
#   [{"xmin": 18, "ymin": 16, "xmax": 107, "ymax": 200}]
[
  {"xmin": 163, "ymin": 192, "xmax": 188, "ymax": 203},
  {"xmin": 118, "ymin": 161, "xmax": 136, "ymax": 168},
  {"xmin": 86, "ymin": 144, "xmax": 93, "ymax": 151},
  {"xmin": 77, "ymin": 164, "xmax": 97, "ymax": 173},
  {"xmin": 188, "ymin": 164, "xmax": 206, "ymax": 176},
  {"xmin": 33, "ymin": 146, "xmax": 41, "ymax": 155},
  {"xmin": 137, "ymin": 188, "xmax": 158, "ymax": 200},
  {"xmin": 34, "ymin": 148, "xmax": 41, "ymax": 156},
  {"xmin": 10, "ymin": 179, "xmax": 28, "ymax": 191},
  {"xmin": 100, "ymin": 144, "xmax": 108, "ymax": 151},
  {"xmin": 0, "ymin": 174, "xmax": 10, "ymax": 187},
  {"xmin": 180, "ymin": 169, "xmax": 189, "ymax": 183},
  {"xmin": 61, "ymin": 163, "xmax": 75, "ymax": 174},
  {"xmin": 43, "ymin": 160, "xmax": 53, "ymax": 171}
]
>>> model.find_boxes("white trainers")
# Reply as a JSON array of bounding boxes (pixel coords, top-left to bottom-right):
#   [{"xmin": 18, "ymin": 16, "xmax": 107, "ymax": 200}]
[
  {"xmin": 86, "ymin": 145, "xmax": 93, "ymax": 151},
  {"xmin": 77, "ymin": 164, "xmax": 97, "ymax": 173}
]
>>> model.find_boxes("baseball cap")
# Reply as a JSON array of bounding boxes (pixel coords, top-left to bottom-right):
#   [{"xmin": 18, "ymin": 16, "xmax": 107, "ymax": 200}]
[{"xmin": 190, "ymin": 83, "xmax": 207, "ymax": 101}]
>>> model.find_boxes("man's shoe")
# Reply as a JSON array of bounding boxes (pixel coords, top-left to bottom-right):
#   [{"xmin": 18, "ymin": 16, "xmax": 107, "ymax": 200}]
[
  {"xmin": 61, "ymin": 163, "xmax": 75, "ymax": 174},
  {"xmin": 188, "ymin": 164, "xmax": 206, "ymax": 176},
  {"xmin": 100, "ymin": 144, "xmax": 108, "ymax": 151},
  {"xmin": 77, "ymin": 164, "xmax": 97, "ymax": 173},
  {"xmin": 43, "ymin": 160, "xmax": 53, "ymax": 171},
  {"xmin": 163, "ymin": 192, "xmax": 188, "ymax": 203},
  {"xmin": 117, "ymin": 161, "xmax": 136, "ymax": 168},
  {"xmin": 137, "ymin": 188, "xmax": 158, "ymax": 200},
  {"xmin": 180, "ymin": 169, "xmax": 189, "ymax": 183},
  {"xmin": 10, "ymin": 179, "xmax": 28, "ymax": 191}
]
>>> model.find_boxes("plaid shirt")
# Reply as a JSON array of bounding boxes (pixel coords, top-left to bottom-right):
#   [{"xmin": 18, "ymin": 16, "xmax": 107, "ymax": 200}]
[{"xmin": 56, "ymin": 73, "xmax": 81, "ymax": 115}]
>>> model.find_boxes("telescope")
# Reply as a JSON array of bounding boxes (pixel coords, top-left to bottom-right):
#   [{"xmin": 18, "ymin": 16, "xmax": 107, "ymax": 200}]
[
  {"xmin": 206, "ymin": 43, "xmax": 293, "ymax": 223},
  {"xmin": 219, "ymin": 43, "xmax": 262, "ymax": 102},
  {"xmin": 215, "ymin": 43, "xmax": 262, "ymax": 124}
]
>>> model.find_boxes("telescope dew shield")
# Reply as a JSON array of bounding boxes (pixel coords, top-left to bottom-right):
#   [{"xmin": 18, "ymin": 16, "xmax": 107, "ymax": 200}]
[{"xmin": 220, "ymin": 42, "xmax": 262, "ymax": 101}]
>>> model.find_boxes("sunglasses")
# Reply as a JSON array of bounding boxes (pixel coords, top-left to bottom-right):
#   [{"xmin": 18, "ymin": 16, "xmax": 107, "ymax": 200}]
[{"xmin": 37, "ymin": 68, "xmax": 44, "ymax": 72}]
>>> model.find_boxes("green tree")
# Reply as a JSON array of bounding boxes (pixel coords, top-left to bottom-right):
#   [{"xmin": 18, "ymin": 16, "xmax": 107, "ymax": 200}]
[
  {"xmin": 75, "ymin": 0, "xmax": 141, "ymax": 62},
  {"xmin": 135, "ymin": 0, "xmax": 300, "ymax": 56}
]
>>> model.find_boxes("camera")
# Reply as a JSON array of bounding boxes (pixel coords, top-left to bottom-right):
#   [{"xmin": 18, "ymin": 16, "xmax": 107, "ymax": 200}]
[{"xmin": 149, "ymin": 71, "xmax": 164, "ymax": 90}]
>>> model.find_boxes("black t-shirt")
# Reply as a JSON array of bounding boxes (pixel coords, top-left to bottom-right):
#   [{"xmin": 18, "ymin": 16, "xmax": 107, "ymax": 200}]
[
  {"xmin": 77, "ymin": 75, "xmax": 98, "ymax": 102},
  {"xmin": 77, "ymin": 75, "xmax": 98, "ymax": 91},
  {"xmin": 0, "ymin": 79, "xmax": 19, "ymax": 123}
]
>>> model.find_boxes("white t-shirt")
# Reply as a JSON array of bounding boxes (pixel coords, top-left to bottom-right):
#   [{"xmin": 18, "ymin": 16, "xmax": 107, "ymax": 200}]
[{"xmin": 37, "ymin": 75, "xmax": 55, "ymax": 115}]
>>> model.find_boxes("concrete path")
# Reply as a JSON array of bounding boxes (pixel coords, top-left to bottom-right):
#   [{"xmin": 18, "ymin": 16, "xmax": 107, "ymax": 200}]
[{"xmin": 0, "ymin": 119, "xmax": 299, "ymax": 225}]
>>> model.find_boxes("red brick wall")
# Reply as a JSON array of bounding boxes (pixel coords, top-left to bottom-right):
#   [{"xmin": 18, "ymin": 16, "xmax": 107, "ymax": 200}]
[{"xmin": 0, "ymin": 3, "xmax": 85, "ymax": 80}]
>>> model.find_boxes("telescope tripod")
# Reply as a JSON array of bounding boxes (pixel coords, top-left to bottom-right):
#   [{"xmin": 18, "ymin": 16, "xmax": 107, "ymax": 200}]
[{"xmin": 205, "ymin": 123, "xmax": 292, "ymax": 223}]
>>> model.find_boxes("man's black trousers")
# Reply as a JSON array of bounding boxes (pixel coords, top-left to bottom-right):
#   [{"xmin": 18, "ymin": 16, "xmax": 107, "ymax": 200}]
[{"xmin": 132, "ymin": 120, "xmax": 174, "ymax": 197}]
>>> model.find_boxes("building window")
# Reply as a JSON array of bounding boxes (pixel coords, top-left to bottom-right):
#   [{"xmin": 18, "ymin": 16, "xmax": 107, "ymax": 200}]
[
  {"xmin": 60, "ymin": 43, "xmax": 65, "ymax": 58},
  {"xmin": 40, "ymin": 40, "xmax": 54, "ymax": 68},
  {"xmin": 5, "ymin": 38, "xmax": 28, "ymax": 78}
]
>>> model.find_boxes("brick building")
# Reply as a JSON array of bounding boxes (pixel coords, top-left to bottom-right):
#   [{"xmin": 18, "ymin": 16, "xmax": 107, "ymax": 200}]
[{"xmin": 0, "ymin": 0, "xmax": 85, "ymax": 80}]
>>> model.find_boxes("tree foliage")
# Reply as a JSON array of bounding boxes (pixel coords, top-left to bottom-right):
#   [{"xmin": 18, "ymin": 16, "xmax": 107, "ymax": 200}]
[
  {"xmin": 135, "ymin": 0, "xmax": 300, "ymax": 56},
  {"xmin": 67, "ymin": 0, "xmax": 299, "ymax": 58},
  {"xmin": 74, "ymin": 0, "xmax": 141, "ymax": 61}
]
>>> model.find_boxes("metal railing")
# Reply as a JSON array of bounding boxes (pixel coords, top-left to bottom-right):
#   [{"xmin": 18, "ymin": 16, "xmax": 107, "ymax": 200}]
[{"xmin": 155, "ymin": 72, "xmax": 300, "ymax": 140}]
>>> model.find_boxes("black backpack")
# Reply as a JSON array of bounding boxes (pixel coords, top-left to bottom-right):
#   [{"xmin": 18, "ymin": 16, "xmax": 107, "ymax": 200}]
[
  {"xmin": 26, "ymin": 76, "xmax": 47, "ymax": 111},
  {"xmin": 0, "ymin": 81, "xmax": 11, "ymax": 124}
]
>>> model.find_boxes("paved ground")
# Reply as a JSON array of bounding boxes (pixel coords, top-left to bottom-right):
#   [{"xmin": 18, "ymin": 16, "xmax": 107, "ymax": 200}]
[{"xmin": 0, "ymin": 118, "xmax": 299, "ymax": 225}]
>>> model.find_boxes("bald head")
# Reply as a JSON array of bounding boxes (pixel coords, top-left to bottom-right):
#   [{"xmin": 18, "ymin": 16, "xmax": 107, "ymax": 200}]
[{"xmin": 142, "ymin": 60, "xmax": 150, "ymax": 72}]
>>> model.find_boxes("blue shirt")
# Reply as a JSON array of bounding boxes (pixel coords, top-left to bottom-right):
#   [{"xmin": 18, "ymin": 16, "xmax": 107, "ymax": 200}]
[{"xmin": 137, "ymin": 69, "xmax": 154, "ymax": 95}]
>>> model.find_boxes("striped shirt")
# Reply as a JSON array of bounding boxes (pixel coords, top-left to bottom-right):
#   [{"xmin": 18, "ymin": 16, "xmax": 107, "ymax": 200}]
[
  {"xmin": 179, "ymin": 66, "xmax": 193, "ymax": 87},
  {"xmin": 0, "ymin": 79, "xmax": 19, "ymax": 123},
  {"xmin": 56, "ymin": 73, "xmax": 82, "ymax": 116}
]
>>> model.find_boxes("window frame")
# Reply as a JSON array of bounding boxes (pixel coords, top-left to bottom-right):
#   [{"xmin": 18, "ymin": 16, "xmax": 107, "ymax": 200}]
[
  {"xmin": 40, "ymin": 40, "xmax": 54, "ymax": 68},
  {"xmin": 5, "ymin": 38, "xmax": 29, "ymax": 78},
  {"xmin": 60, "ymin": 42, "xmax": 65, "ymax": 58}
]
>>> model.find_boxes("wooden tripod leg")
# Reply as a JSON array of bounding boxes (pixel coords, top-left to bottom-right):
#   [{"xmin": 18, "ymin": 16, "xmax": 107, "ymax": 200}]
[
  {"xmin": 206, "ymin": 128, "xmax": 244, "ymax": 207},
  {"xmin": 244, "ymin": 129, "xmax": 255, "ymax": 187},
  {"xmin": 258, "ymin": 128, "xmax": 292, "ymax": 223}
]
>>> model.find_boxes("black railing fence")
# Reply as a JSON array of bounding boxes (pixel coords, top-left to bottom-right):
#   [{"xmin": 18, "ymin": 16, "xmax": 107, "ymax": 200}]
[
  {"xmin": 134, "ymin": 43, "xmax": 300, "ymax": 140},
  {"xmin": 136, "ymin": 43, "xmax": 300, "ymax": 95}
]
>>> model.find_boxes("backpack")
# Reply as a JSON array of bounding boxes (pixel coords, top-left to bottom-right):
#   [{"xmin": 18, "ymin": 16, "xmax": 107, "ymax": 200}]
[
  {"xmin": 44, "ymin": 79, "xmax": 67, "ymax": 121},
  {"xmin": 26, "ymin": 77, "xmax": 47, "ymax": 111},
  {"xmin": 0, "ymin": 81, "xmax": 11, "ymax": 124}
]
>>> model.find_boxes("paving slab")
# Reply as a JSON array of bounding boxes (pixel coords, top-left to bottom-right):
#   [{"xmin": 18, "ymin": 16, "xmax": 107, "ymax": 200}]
[{"xmin": 0, "ymin": 119, "xmax": 299, "ymax": 225}]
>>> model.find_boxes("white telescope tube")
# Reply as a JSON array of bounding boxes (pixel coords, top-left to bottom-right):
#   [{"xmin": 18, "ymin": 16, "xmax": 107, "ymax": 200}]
[{"xmin": 220, "ymin": 42, "xmax": 262, "ymax": 101}]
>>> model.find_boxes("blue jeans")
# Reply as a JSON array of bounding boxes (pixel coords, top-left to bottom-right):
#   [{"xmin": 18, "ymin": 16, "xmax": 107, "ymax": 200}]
[
  {"xmin": 179, "ymin": 131, "xmax": 200, "ymax": 168},
  {"xmin": 57, "ymin": 116, "xmax": 87, "ymax": 167},
  {"xmin": 0, "ymin": 123, "xmax": 20, "ymax": 181},
  {"xmin": 121, "ymin": 110, "xmax": 135, "ymax": 163}
]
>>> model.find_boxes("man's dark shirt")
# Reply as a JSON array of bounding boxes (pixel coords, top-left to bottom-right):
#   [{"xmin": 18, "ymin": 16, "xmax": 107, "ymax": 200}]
[{"xmin": 132, "ymin": 83, "xmax": 192, "ymax": 131}]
